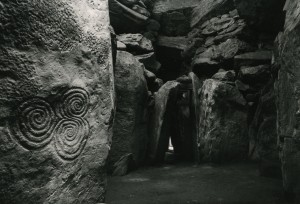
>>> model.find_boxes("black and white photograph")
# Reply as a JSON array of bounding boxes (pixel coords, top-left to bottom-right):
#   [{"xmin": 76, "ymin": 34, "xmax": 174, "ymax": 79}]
[{"xmin": 0, "ymin": 0, "xmax": 298, "ymax": 203}]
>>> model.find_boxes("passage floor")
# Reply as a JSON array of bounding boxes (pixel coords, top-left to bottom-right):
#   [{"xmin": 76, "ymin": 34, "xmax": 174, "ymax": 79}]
[{"xmin": 106, "ymin": 162, "xmax": 289, "ymax": 204}]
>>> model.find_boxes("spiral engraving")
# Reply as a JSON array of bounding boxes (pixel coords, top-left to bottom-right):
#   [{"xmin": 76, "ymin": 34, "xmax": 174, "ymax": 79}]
[
  {"xmin": 9, "ymin": 87, "xmax": 91, "ymax": 161},
  {"xmin": 56, "ymin": 87, "xmax": 89, "ymax": 118},
  {"xmin": 10, "ymin": 98, "xmax": 56, "ymax": 149},
  {"xmin": 54, "ymin": 118, "xmax": 89, "ymax": 160}
]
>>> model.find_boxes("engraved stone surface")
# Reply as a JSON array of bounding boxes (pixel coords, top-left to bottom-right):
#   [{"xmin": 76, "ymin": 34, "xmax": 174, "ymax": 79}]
[{"xmin": 0, "ymin": 0, "xmax": 114, "ymax": 203}]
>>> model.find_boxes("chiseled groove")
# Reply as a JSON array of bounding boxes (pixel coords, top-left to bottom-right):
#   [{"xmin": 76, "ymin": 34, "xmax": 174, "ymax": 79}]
[{"xmin": 9, "ymin": 87, "xmax": 91, "ymax": 161}]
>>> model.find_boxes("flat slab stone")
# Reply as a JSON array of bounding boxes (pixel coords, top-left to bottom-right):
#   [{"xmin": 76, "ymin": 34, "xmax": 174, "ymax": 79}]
[
  {"xmin": 190, "ymin": 0, "xmax": 234, "ymax": 28},
  {"xmin": 157, "ymin": 36, "xmax": 188, "ymax": 50},
  {"xmin": 234, "ymin": 50, "xmax": 272, "ymax": 68},
  {"xmin": 152, "ymin": 0, "xmax": 201, "ymax": 15},
  {"xmin": 148, "ymin": 81, "xmax": 180, "ymax": 163}
]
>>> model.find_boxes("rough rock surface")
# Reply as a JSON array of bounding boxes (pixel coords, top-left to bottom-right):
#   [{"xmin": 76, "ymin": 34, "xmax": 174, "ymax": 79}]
[
  {"xmin": 0, "ymin": 0, "xmax": 114, "ymax": 203},
  {"xmin": 135, "ymin": 52, "xmax": 161, "ymax": 74},
  {"xmin": 157, "ymin": 36, "xmax": 188, "ymax": 50},
  {"xmin": 276, "ymin": 0, "xmax": 300, "ymax": 200},
  {"xmin": 148, "ymin": 81, "xmax": 180, "ymax": 163},
  {"xmin": 239, "ymin": 65, "xmax": 270, "ymax": 85},
  {"xmin": 189, "ymin": 72, "xmax": 203, "ymax": 162},
  {"xmin": 108, "ymin": 51, "xmax": 148, "ymax": 172},
  {"xmin": 248, "ymin": 80, "xmax": 280, "ymax": 177},
  {"xmin": 198, "ymin": 79, "xmax": 248, "ymax": 162},
  {"xmin": 212, "ymin": 70, "xmax": 236, "ymax": 82},
  {"xmin": 152, "ymin": 0, "xmax": 201, "ymax": 16},
  {"xmin": 117, "ymin": 34, "xmax": 154, "ymax": 54},
  {"xmin": 190, "ymin": 0, "xmax": 235, "ymax": 28},
  {"xmin": 192, "ymin": 38, "xmax": 252, "ymax": 76},
  {"xmin": 234, "ymin": 50, "xmax": 272, "ymax": 68}
]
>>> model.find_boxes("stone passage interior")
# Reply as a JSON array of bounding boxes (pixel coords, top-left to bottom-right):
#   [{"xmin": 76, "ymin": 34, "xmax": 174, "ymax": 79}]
[{"xmin": 1, "ymin": 0, "xmax": 300, "ymax": 203}]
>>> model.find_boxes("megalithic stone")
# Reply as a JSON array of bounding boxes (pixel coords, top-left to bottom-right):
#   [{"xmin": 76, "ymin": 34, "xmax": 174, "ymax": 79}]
[
  {"xmin": 0, "ymin": 0, "xmax": 115, "ymax": 203},
  {"xmin": 277, "ymin": 0, "xmax": 300, "ymax": 201}
]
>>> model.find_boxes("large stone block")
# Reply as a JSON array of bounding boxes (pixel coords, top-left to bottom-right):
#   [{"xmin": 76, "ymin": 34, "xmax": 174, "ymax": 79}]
[
  {"xmin": 248, "ymin": 80, "xmax": 280, "ymax": 178},
  {"xmin": 189, "ymin": 72, "xmax": 203, "ymax": 163},
  {"xmin": 152, "ymin": 0, "xmax": 201, "ymax": 16},
  {"xmin": 148, "ymin": 81, "xmax": 180, "ymax": 163},
  {"xmin": 190, "ymin": 0, "xmax": 235, "ymax": 28},
  {"xmin": 198, "ymin": 79, "xmax": 248, "ymax": 162},
  {"xmin": 108, "ymin": 51, "xmax": 148, "ymax": 172},
  {"xmin": 0, "ymin": 1, "xmax": 114, "ymax": 203},
  {"xmin": 276, "ymin": 0, "xmax": 300, "ymax": 200}
]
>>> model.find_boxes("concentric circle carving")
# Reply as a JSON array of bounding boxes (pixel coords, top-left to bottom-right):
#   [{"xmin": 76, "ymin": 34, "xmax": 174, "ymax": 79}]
[
  {"xmin": 54, "ymin": 118, "xmax": 89, "ymax": 160},
  {"xmin": 9, "ymin": 87, "xmax": 91, "ymax": 161},
  {"xmin": 11, "ymin": 98, "xmax": 55, "ymax": 149},
  {"xmin": 56, "ymin": 87, "xmax": 89, "ymax": 118}
]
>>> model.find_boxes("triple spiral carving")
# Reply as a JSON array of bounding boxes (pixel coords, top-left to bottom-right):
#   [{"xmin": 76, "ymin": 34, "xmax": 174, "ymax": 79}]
[{"xmin": 10, "ymin": 87, "xmax": 90, "ymax": 161}]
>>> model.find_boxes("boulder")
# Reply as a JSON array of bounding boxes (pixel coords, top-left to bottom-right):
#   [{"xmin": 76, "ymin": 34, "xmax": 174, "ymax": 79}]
[
  {"xmin": 190, "ymin": 0, "xmax": 235, "ymax": 28},
  {"xmin": 212, "ymin": 70, "xmax": 236, "ymax": 82},
  {"xmin": 216, "ymin": 38, "xmax": 254, "ymax": 60},
  {"xmin": 144, "ymin": 69, "xmax": 156, "ymax": 84},
  {"xmin": 201, "ymin": 15, "xmax": 236, "ymax": 36},
  {"xmin": 117, "ymin": 34, "xmax": 154, "ymax": 54},
  {"xmin": 148, "ymin": 81, "xmax": 180, "ymax": 163},
  {"xmin": 192, "ymin": 38, "xmax": 252, "ymax": 76},
  {"xmin": 176, "ymin": 75, "xmax": 192, "ymax": 84},
  {"xmin": 198, "ymin": 79, "xmax": 248, "ymax": 162},
  {"xmin": 239, "ymin": 65, "xmax": 271, "ymax": 85},
  {"xmin": 108, "ymin": 51, "xmax": 148, "ymax": 172},
  {"xmin": 0, "ymin": 1, "xmax": 114, "ymax": 203},
  {"xmin": 234, "ymin": 0, "xmax": 285, "ymax": 35},
  {"xmin": 276, "ymin": 0, "xmax": 300, "ymax": 200},
  {"xmin": 212, "ymin": 19, "xmax": 255, "ymax": 44},
  {"xmin": 117, "ymin": 41, "xmax": 127, "ymax": 50},
  {"xmin": 201, "ymin": 38, "xmax": 252, "ymax": 61},
  {"xmin": 135, "ymin": 52, "xmax": 161, "ymax": 74}
]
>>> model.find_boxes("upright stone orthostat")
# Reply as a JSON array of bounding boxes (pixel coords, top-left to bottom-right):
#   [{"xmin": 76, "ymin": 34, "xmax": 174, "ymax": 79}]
[
  {"xmin": 277, "ymin": 0, "xmax": 300, "ymax": 200},
  {"xmin": 0, "ymin": 0, "xmax": 114, "ymax": 203}
]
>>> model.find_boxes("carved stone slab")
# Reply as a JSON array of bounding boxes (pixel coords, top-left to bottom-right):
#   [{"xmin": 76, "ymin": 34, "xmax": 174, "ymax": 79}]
[{"xmin": 0, "ymin": 0, "xmax": 114, "ymax": 203}]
